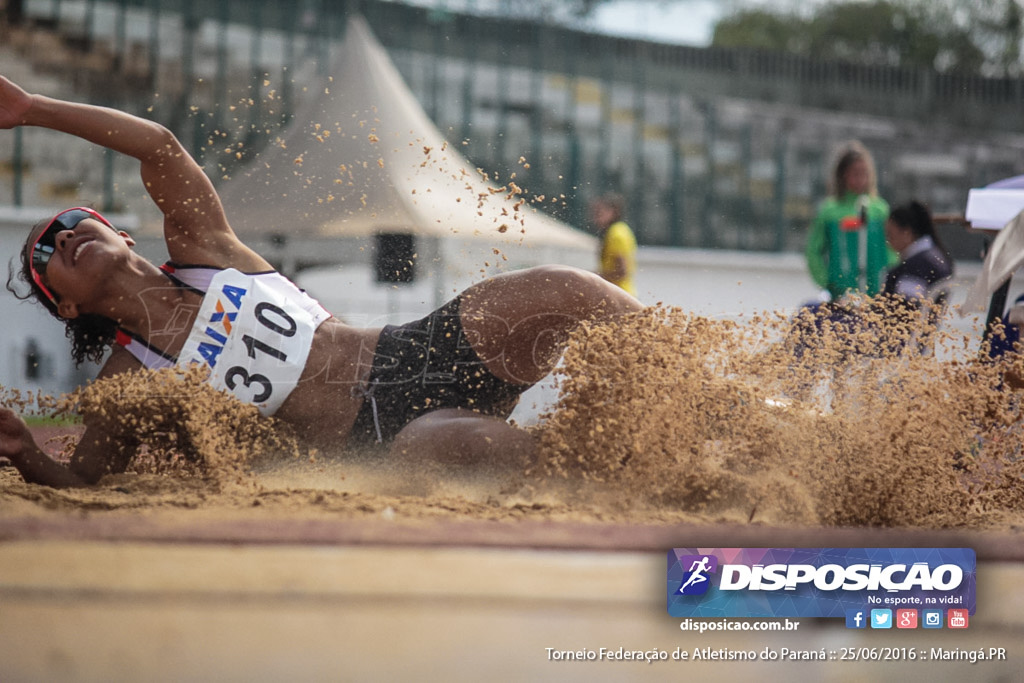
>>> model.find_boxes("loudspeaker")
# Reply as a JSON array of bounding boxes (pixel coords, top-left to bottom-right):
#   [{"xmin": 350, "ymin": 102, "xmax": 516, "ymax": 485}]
[{"xmin": 375, "ymin": 233, "xmax": 417, "ymax": 283}]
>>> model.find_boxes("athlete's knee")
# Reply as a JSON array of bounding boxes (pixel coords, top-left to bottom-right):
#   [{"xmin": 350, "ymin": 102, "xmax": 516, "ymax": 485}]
[
  {"xmin": 526, "ymin": 264, "xmax": 597, "ymax": 291},
  {"xmin": 525, "ymin": 264, "xmax": 640, "ymax": 317}
]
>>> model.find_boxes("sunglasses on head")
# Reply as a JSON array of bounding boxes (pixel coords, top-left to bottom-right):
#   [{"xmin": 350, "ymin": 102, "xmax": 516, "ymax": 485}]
[{"xmin": 29, "ymin": 207, "xmax": 113, "ymax": 305}]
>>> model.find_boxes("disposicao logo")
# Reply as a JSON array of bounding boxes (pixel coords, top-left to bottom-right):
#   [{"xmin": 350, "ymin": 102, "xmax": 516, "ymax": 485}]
[
  {"xmin": 667, "ymin": 548, "xmax": 976, "ymax": 619},
  {"xmin": 675, "ymin": 555, "xmax": 718, "ymax": 596}
]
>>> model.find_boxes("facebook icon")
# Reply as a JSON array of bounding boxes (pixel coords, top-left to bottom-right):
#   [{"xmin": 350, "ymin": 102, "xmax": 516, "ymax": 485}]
[{"xmin": 845, "ymin": 609, "xmax": 867, "ymax": 629}]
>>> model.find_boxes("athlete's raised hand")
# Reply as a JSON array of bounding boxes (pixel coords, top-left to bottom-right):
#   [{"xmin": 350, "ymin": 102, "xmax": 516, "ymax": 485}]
[
  {"xmin": 0, "ymin": 406, "xmax": 32, "ymax": 461},
  {"xmin": 0, "ymin": 75, "xmax": 33, "ymax": 129}
]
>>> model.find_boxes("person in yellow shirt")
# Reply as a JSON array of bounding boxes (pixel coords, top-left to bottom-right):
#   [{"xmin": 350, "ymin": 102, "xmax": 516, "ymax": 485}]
[{"xmin": 590, "ymin": 194, "xmax": 638, "ymax": 296}]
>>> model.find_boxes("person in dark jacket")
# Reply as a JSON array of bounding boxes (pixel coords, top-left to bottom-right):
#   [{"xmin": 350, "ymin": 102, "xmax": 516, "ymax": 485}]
[{"xmin": 882, "ymin": 200, "xmax": 954, "ymax": 305}]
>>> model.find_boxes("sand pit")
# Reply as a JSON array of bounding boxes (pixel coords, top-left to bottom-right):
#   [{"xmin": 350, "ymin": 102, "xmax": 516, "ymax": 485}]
[
  {"xmin": 4, "ymin": 304, "xmax": 1024, "ymax": 681},
  {"xmin": 4, "ymin": 301, "xmax": 1024, "ymax": 533}
]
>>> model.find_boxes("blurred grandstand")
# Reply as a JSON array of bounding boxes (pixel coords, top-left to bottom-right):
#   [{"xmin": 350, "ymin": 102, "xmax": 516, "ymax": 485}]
[{"xmin": 2, "ymin": 0, "xmax": 1022, "ymax": 260}]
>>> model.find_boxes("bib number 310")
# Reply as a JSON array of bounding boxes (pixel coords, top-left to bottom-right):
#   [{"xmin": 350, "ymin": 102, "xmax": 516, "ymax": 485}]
[{"xmin": 224, "ymin": 302, "xmax": 297, "ymax": 404}]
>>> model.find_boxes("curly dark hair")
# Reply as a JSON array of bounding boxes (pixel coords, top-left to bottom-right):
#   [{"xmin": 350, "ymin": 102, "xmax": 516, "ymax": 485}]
[{"xmin": 6, "ymin": 216, "xmax": 117, "ymax": 366}]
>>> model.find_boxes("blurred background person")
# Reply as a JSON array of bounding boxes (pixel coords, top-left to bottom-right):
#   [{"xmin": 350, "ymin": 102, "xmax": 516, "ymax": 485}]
[
  {"xmin": 788, "ymin": 199, "xmax": 951, "ymax": 361},
  {"xmin": 882, "ymin": 200, "xmax": 954, "ymax": 305},
  {"xmin": 590, "ymin": 194, "xmax": 637, "ymax": 296},
  {"xmin": 805, "ymin": 140, "xmax": 896, "ymax": 302}
]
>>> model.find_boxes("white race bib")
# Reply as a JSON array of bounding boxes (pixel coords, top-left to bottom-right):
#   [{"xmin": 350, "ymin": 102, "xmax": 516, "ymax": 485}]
[{"xmin": 178, "ymin": 269, "xmax": 317, "ymax": 415}]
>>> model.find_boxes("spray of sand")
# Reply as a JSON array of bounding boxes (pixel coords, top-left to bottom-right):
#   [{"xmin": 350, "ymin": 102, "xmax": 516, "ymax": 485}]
[
  {"xmin": 4, "ymin": 365, "xmax": 296, "ymax": 483},
  {"xmin": 530, "ymin": 299, "xmax": 1024, "ymax": 529},
  {"xmin": 3, "ymin": 299, "xmax": 1024, "ymax": 529}
]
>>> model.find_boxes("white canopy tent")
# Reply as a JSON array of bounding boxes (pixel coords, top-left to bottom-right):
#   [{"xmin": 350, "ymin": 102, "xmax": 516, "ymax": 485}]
[{"xmin": 217, "ymin": 16, "xmax": 596, "ymax": 309}]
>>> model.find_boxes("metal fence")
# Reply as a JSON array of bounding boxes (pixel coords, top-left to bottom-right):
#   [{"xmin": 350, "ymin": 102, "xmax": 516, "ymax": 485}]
[{"xmin": 4, "ymin": 0, "xmax": 1021, "ymax": 258}]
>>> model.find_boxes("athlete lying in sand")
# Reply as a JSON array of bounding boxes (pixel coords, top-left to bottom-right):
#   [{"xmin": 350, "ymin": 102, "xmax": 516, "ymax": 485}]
[{"xmin": 0, "ymin": 75, "xmax": 642, "ymax": 488}]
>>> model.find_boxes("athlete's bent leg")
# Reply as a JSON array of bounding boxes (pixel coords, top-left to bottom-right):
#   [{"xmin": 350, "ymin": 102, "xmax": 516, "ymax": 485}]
[
  {"xmin": 387, "ymin": 408, "xmax": 536, "ymax": 469},
  {"xmin": 459, "ymin": 265, "xmax": 642, "ymax": 385}
]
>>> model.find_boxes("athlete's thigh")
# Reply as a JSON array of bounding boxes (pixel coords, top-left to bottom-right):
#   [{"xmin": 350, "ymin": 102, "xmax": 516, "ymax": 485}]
[{"xmin": 457, "ymin": 265, "xmax": 637, "ymax": 384}]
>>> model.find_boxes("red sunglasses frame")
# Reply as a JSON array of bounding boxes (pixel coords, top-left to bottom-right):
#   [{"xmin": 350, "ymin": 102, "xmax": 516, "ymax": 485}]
[{"xmin": 28, "ymin": 207, "xmax": 114, "ymax": 306}]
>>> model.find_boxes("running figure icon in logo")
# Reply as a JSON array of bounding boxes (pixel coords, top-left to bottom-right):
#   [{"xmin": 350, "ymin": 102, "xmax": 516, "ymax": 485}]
[{"xmin": 677, "ymin": 555, "xmax": 718, "ymax": 596}]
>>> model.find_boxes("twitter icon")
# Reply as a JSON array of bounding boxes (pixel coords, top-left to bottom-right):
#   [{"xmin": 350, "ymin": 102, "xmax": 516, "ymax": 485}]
[{"xmin": 870, "ymin": 609, "xmax": 893, "ymax": 629}]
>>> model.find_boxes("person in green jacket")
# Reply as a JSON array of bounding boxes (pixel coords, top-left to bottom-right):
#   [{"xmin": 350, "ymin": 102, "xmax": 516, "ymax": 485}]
[{"xmin": 805, "ymin": 141, "xmax": 897, "ymax": 300}]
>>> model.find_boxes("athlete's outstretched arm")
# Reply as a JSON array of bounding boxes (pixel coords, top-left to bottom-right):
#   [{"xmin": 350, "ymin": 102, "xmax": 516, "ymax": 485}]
[
  {"xmin": 0, "ymin": 74, "xmax": 268, "ymax": 269},
  {"xmin": 0, "ymin": 350, "xmax": 143, "ymax": 488},
  {"xmin": 0, "ymin": 408, "xmax": 90, "ymax": 487}
]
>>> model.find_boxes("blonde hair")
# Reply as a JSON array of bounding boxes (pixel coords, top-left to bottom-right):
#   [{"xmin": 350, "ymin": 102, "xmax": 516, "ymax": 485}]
[{"xmin": 828, "ymin": 140, "xmax": 878, "ymax": 198}]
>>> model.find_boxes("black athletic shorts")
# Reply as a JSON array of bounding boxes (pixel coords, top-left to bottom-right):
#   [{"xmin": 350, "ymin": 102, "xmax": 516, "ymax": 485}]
[{"xmin": 348, "ymin": 296, "xmax": 524, "ymax": 448}]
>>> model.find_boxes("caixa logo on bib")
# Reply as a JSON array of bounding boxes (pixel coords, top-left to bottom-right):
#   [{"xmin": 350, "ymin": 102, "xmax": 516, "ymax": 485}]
[
  {"xmin": 196, "ymin": 285, "xmax": 247, "ymax": 366},
  {"xmin": 667, "ymin": 548, "xmax": 976, "ymax": 618},
  {"xmin": 179, "ymin": 268, "xmax": 318, "ymax": 416}
]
